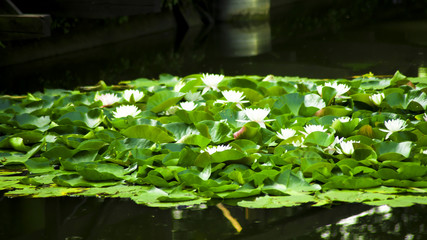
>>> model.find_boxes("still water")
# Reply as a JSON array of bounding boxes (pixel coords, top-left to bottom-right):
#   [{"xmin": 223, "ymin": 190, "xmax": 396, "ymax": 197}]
[
  {"xmin": 0, "ymin": 196, "xmax": 426, "ymax": 240},
  {"xmin": 1, "ymin": 1, "xmax": 427, "ymax": 93}
]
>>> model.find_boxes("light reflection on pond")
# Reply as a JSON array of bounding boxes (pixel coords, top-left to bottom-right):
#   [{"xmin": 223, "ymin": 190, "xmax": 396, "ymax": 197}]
[
  {"xmin": 1, "ymin": 1, "xmax": 427, "ymax": 94},
  {"xmin": 0, "ymin": 196, "xmax": 426, "ymax": 240}
]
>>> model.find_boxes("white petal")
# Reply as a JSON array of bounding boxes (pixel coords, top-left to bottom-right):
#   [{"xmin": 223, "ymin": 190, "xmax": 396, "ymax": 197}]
[
  {"xmin": 180, "ymin": 101, "xmax": 197, "ymax": 111},
  {"xmin": 277, "ymin": 128, "xmax": 296, "ymax": 140},
  {"xmin": 96, "ymin": 93, "xmax": 120, "ymax": 106},
  {"xmin": 123, "ymin": 89, "xmax": 144, "ymax": 102},
  {"xmin": 113, "ymin": 105, "xmax": 141, "ymax": 118}
]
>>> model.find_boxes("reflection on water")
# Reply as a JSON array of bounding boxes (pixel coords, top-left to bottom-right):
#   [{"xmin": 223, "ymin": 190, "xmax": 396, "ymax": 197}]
[
  {"xmin": 0, "ymin": 196, "xmax": 426, "ymax": 240},
  {"xmin": 212, "ymin": 0, "xmax": 270, "ymax": 22},
  {"xmin": 312, "ymin": 205, "xmax": 427, "ymax": 240},
  {"xmin": 215, "ymin": 22, "xmax": 271, "ymax": 57},
  {"xmin": 1, "ymin": 0, "xmax": 427, "ymax": 94},
  {"xmin": 419, "ymin": 67, "xmax": 427, "ymax": 78}
]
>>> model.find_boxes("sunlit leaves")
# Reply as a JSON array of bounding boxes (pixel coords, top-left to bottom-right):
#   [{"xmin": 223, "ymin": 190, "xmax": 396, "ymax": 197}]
[
  {"xmin": 15, "ymin": 114, "xmax": 50, "ymax": 130},
  {"xmin": 374, "ymin": 141, "xmax": 412, "ymax": 161},
  {"xmin": 58, "ymin": 107, "xmax": 104, "ymax": 128},
  {"xmin": 121, "ymin": 125, "xmax": 175, "ymax": 143},
  {"xmin": 146, "ymin": 90, "xmax": 184, "ymax": 113},
  {"xmin": 1, "ymin": 71, "xmax": 427, "ymax": 208},
  {"xmin": 238, "ymin": 195, "xmax": 317, "ymax": 208}
]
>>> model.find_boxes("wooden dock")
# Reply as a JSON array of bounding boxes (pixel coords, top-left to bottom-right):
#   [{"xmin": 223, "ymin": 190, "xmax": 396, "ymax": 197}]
[
  {"xmin": 0, "ymin": 0, "xmax": 51, "ymax": 40},
  {"xmin": 0, "ymin": 0, "xmax": 162, "ymax": 40},
  {"xmin": 11, "ymin": 0, "xmax": 162, "ymax": 18}
]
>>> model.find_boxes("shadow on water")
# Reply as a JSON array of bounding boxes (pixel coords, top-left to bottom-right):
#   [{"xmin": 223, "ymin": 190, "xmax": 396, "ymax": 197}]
[{"xmin": 0, "ymin": 196, "xmax": 426, "ymax": 240}]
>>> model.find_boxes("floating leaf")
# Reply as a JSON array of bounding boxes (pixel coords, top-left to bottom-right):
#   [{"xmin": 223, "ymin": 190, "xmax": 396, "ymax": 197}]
[
  {"xmin": 146, "ymin": 90, "xmax": 184, "ymax": 113},
  {"xmin": 76, "ymin": 162, "xmax": 127, "ymax": 181},
  {"xmin": 177, "ymin": 134, "xmax": 210, "ymax": 148},
  {"xmin": 15, "ymin": 114, "xmax": 50, "ymax": 130},
  {"xmin": 53, "ymin": 174, "xmax": 118, "ymax": 187},
  {"xmin": 304, "ymin": 131, "xmax": 334, "ymax": 147},
  {"xmin": 121, "ymin": 125, "xmax": 175, "ymax": 143},
  {"xmin": 262, "ymin": 170, "xmax": 321, "ymax": 195},
  {"xmin": 59, "ymin": 150, "xmax": 98, "ymax": 171},
  {"xmin": 317, "ymin": 190, "xmax": 394, "ymax": 203},
  {"xmin": 320, "ymin": 86, "xmax": 337, "ymax": 106},
  {"xmin": 76, "ymin": 139, "xmax": 107, "ymax": 151},
  {"xmin": 58, "ymin": 108, "xmax": 104, "ymax": 128},
  {"xmin": 374, "ymin": 141, "xmax": 412, "ymax": 161},
  {"xmin": 195, "ymin": 120, "xmax": 233, "ymax": 144},
  {"xmin": 211, "ymin": 149, "xmax": 246, "ymax": 163},
  {"xmin": 273, "ymin": 93, "xmax": 304, "ymax": 116},
  {"xmin": 238, "ymin": 195, "xmax": 316, "ymax": 208},
  {"xmin": 25, "ymin": 157, "xmax": 54, "ymax": 173},
  {"xmin": 323, "ymin": 176, "xmax": 382, "ymax": 189}
]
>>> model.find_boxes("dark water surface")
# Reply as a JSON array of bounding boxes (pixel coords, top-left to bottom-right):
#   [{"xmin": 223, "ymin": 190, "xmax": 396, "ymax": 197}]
[
  {"xmin": 2, "ymin": 1, "xmax": 427, "ymax": 93},
  {"xmin": 0, "ymin": 196, "xmax": 426, "ymax": 240},
  {"xmin": 1, "ymin": 1, "xmax": 427, "ymax": 239}
]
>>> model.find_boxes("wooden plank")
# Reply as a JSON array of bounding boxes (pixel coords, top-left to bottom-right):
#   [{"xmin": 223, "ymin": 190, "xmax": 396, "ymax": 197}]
[
  {"xmin": 12, "ymin": 0, "xmax": 162, "ymax": 18},
  {"xmin": 0, "ymin": 14, "xmax": 51, "ymax": 40},
  {"xmin": 0, "ymin": 10, "xmax": 176, "ymax": 66}
]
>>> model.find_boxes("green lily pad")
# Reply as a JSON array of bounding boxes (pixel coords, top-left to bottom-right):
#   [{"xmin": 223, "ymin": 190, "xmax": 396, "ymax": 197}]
[
  {"xmin": 374, "ymin": 141, "xmax": 412, "ymax": 161},
  {"xmin": 121, "ymin": 125, "xmax": 175, "ymax": 143},
  {"xmin": 146, "ymin": 90, "xmax": 184, "ymax": 113}
]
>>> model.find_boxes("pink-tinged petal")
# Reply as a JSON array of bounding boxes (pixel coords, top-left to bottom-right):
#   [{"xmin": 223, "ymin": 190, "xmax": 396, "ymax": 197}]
[{"xmin": 233, "ymin": 126, "xmax": 246, "ymax": 139}]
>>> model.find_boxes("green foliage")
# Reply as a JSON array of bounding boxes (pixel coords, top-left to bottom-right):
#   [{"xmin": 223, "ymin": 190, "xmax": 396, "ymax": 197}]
[{"xmin": 1, "ymin": 71, "xmax": 427, "ymax": 208}]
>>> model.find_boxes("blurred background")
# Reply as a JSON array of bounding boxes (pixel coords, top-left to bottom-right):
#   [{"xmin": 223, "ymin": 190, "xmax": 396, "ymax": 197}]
[{"xmin": 1, "ymin": 0, "xmax": 427, "ymax": 93}]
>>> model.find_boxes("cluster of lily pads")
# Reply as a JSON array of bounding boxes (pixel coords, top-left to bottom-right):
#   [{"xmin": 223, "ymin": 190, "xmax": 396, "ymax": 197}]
[{"xmin": 1, "ymin": 71, "xmax": 427, "ymax": 208}]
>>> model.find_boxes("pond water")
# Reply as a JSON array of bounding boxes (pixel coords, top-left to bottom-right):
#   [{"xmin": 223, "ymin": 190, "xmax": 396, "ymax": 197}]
[
  {"xmin": 1, "ymin": 1, "xmax": 427, "ymax": 239},
  {"xmin": 0, "ymin": 196, "xmax": 426, "ymax": 240},
  {"xmin": 2, "ymin": 0, "xmax": 427, "ymax": 93}
]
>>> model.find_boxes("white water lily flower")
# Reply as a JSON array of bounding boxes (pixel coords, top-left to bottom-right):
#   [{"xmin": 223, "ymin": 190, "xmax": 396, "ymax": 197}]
[
  {"xmin": 222, "ymin": 90, "xmax": 249, "ymax": 104},
  {"xmin": 112, "ymin": 105, "xmax": 141, "ymax": 118},
  {"xmin": 369, "ymin": 93, "xmax": 385, "ymax": 106},
  {"xmin": 180, "ymin": 101, "xmax": 197, "ymax": 111},
  {"xmin": 423, "ymin": 149, "xmax": 427, "ymax": 154},
  {"xmin": 147, "ymin": 86, "xmax": 156, "ymax": 93},
  {"xmin": 215, "ymin": 90, "xmax": 249, "ymax": 109},
  {"xmin": 262, "ymin": 75, "xmax": 275, "ymax": 82},
  {"xmin": 165, "ymin": 105, "xmax": 179, "ymax": 115},
  {"xmin": 201, "ymin": 145, "xmax": 232, "ymax": 155},
  {"xmin": 337, "ymin": 140, "xmax": 359, "ymax": 155},
  {"xmin": 201, "ymin": 73, "xmax": 224, "ymax": 94},
  {"xmin": 123, "ymin": 89, "xmax": 144, "ymax": 102},
  {"xmin": 301, "ymin": 124, "xmax": 327, "ymax": 137},
  {"xmin": 324, "ymin": 136, "xmax": 344, "ymax": 154},
  {"xmin": 333, "ymin": 117, "xmax": 351, "ymax": 124},
  {"xmin": 174, "ymin": 81, "xmax": 186, "ymax": 92},
  {"xmin": 277, "ymin": 128, "xmax": 296, "ymax": 140},
  {"xmin": 291, "ymin": 137, "xmax": 306, "ymax": 147},
  {"xmin": 237, "ymin": 108, "xmax": 275, "ymax": 128},
  {"xmin": 379, "ymin": 119, "xmax": 407, "ymax": 139},
  {"xmin": 185, "ymin": 91, "xmax": 203, "ymax": 101},
  {"xmin": 95, "ymin": 93, "xmax": 120, "ymax": 106},
  {"xmin": 317, "ymin": 82, "xmax": 350, "ymax": 98}
]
